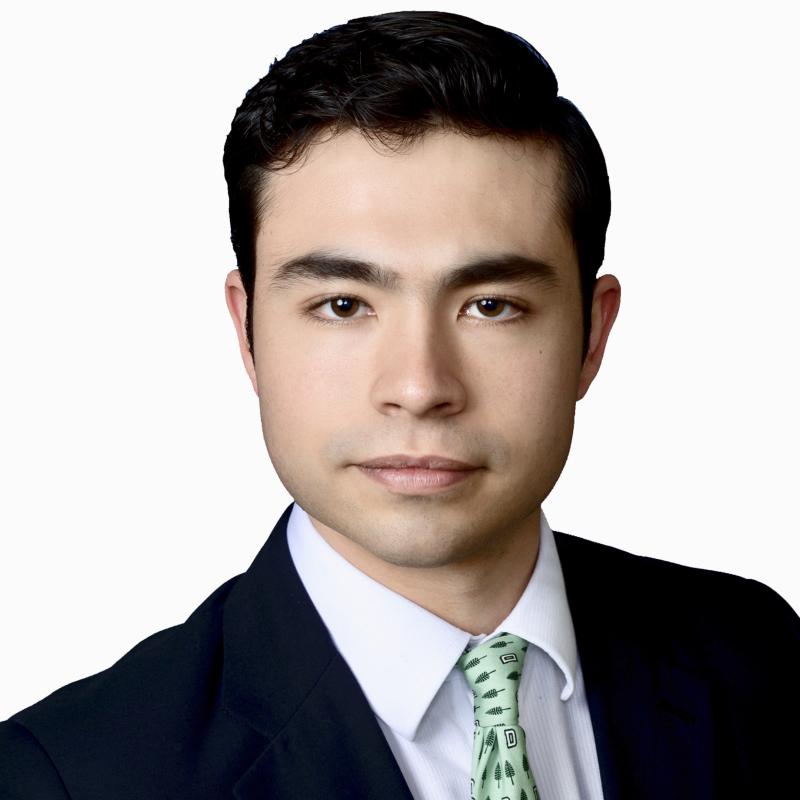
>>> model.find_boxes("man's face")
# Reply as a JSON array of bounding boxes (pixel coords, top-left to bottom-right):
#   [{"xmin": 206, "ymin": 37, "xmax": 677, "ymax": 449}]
[{"xmin": 226, "ymin": 128, "xmax": 616, "ymax": 571}]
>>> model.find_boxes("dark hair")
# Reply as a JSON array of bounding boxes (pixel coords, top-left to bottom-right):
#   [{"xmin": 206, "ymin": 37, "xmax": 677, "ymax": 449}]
[{"xmin": 223, "ymin": 10, "xmax": 610, "ymax": 362}]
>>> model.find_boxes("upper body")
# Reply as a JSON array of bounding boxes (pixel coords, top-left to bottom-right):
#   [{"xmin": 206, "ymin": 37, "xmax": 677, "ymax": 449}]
[
  {"xmin": 2, "ymin": 501, "xmax": 798, "ymax": 800},
  {"xmin": 4, "ymin": 10, "xmax": 798, "ymax": 799}
]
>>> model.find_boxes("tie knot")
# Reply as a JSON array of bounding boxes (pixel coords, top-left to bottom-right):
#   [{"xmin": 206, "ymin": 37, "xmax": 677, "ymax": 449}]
[{"xmin": 456, "ymin": 631, "xmax": 528, "ymax": 728}]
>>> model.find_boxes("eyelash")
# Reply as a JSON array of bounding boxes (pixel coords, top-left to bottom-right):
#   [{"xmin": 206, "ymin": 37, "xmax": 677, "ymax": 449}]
[{"xmin": 305, "ymin": 294, "xmax": 529, "ymax": 327}]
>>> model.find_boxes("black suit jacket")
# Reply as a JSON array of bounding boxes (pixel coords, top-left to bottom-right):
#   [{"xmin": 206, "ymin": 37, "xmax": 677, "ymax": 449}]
[{"xmin": 2, "ymin": 501, "xmax": 799, "ymax": 799}]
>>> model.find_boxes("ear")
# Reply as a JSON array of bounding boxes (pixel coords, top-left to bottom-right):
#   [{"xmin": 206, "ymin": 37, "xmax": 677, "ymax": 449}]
[
  {"xmin": 577, "ymin": 274, "xmax": 621, "ymax": 400},
  {"xmin": 224, "ymin": 268, "xmax": 259, "ymax": 396}
]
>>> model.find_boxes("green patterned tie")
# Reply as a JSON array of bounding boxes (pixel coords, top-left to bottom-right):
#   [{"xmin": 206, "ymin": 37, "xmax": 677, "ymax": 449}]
[{"xmin": 456, "ymin": 631, "xmax": 540, "ymax": 800}]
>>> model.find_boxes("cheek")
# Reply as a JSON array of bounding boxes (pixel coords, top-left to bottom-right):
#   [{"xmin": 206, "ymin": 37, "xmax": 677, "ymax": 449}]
[
  {"xmin": 488, "ymin": 340, "xmax": 580, "ymax": 437},
  {"xmin": 255, "ymin": 332, "xmax": 359, "ymax": 445},
  {"xmin": 493, "ymin": 350, "xmax": 578, "ymax": 499}
]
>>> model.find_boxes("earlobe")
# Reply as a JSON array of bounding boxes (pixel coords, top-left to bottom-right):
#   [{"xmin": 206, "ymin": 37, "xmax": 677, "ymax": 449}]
[
  {"xmin": 224, "ymin": 269, "xmax": 259, "ymax": 397},
  {"xmin": 577, "ymin": 274, "xmax": 622, "ymax": 400}
]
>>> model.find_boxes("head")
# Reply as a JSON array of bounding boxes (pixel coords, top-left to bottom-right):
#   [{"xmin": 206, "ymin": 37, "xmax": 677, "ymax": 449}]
[{"xmin": 223, "ymin": 11, "xmax": 620, "ymax": 570}]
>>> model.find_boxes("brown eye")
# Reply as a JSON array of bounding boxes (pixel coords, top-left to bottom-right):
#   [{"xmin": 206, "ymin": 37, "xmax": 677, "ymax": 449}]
[
  {"xmin": 463, "ymin": 297, "xmax": 523, "ymax": 322},
  {"xmin": 308, "ymin": 293, "xmax": 525, "ymax": 326},
  {"xmin": 327, "ymin": 296, "xmax": 361, "ymax": 318},
  {"xmin": 475, "ymin": 298, "xmax": 507, "ymax": 318}
]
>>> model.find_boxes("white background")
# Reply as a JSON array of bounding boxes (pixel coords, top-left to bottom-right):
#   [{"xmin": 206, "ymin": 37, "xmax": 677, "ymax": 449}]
[{"xmin": 1, "ymin": 1, "xmax": 798, "ymax": 720}]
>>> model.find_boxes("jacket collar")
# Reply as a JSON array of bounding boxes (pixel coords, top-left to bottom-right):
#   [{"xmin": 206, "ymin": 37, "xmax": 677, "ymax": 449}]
[
  {"xmin": 554, "ymin": 530, "xmax": 714, "ymax": 800},
  {"xmin": 222, "ymin": 502, "xmax": 414, "ymax": 799}
]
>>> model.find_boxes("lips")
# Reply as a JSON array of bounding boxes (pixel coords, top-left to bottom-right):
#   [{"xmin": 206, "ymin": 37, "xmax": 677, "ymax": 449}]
[{"xmin": 357, "ymin": 454, "xmax": 478, "ymax": 470}]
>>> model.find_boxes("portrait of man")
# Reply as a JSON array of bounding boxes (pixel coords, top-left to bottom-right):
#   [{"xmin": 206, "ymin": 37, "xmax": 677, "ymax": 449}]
[{"xmin": 1, "ymin": 8, "xmax": 798, "ymax": 799}]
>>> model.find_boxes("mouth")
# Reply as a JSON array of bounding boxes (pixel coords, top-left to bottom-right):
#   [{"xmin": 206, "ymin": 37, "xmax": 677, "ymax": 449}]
[
  {"xmin": 354, "ymin": 454, "xmax": 482, "ymax": 494},
  {"xmin": 356, "ymin": 453, "xmax": 479, "ymax": 470}
]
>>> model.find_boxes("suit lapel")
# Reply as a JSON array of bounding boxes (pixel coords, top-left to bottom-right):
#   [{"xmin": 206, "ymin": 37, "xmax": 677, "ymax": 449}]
[
  {"xmin": 220, "ymin": 503, "xmax": 715, "ymax": 799},
  {"xmin": 222, "ymin": 502, "xmax": 413, "ymax": 799},
  {"xmin": 554, "ymin": 530, "xmax": 714, "ymax": 800}
]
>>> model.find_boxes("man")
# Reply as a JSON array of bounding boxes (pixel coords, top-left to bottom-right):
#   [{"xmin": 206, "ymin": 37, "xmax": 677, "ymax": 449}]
[{"xmin": 1, "ymin": 9, "xmax": 797, "ymax": 800}]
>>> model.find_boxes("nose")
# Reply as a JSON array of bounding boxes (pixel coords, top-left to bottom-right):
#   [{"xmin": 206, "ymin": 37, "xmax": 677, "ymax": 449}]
[{"xmin": 369, "ymin": 313, "xmax": 468, "ymax": 419}]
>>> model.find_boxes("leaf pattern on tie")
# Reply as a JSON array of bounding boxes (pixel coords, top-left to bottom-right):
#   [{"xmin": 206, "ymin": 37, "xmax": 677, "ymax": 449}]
[{"xmin": 456, "ymin": 631, "xmax": 540, "ymax": 800}]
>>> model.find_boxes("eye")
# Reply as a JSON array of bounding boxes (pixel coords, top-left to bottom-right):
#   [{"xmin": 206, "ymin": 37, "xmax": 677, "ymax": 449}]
[
  {"xmin": 312, "ymin": 295, "xmax": 369, "ymax": 321},
  {"xmin": 462, "ymin": 297, "xmax": 522, "ymax": 321},
  {"xmin": 306, "ymin": 294, "xmax": 527, "ymax": 325}
]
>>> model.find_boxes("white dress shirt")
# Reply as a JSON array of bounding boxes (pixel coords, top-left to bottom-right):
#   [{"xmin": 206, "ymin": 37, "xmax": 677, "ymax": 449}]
[{"xmin": 286, "ymin": 502, "xmax": 605, "ymax": 800}]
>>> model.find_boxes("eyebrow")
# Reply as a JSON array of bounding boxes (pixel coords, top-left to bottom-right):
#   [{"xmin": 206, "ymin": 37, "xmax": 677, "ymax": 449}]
[{"xmin": 266, "ymin": 250, "xmax": 562, "ymax": 294}]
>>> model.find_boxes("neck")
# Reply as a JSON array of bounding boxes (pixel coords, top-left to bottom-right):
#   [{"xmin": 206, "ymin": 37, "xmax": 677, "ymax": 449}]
[{"xmin": 309, "ymin": 509, "xmax": 541, "ymax": 635}]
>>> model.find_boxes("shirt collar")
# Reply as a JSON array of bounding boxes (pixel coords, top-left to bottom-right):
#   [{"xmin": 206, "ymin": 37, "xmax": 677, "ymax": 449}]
[{"xmin": 286, "ymin": 501, "xmax": 577, "ymax": 741}]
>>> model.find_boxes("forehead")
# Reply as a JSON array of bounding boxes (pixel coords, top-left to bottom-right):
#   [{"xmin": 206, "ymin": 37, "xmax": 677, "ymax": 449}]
[{"xmin": 255, "ymin": 128, "xmax": 576, "ymax": 290}]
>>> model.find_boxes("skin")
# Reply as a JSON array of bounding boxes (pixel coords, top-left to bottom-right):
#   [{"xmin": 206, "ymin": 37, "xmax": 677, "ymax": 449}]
[{"xmin": 225, "ymin": 128, "xmax": 621, "ymax": 635}]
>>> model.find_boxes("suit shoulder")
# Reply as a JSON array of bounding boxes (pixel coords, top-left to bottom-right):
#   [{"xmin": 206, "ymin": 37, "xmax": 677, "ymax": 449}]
[
  {"xmin": 0, "ymin": 721, "xmax": 70, "ymax": 798},
  {"xmin": 553, "ymin": 529, "xmax": 800, "ymax": 655},
  {"xmin": 553, "ymin": 527, "xmax": 788, "ymax": 597},
  {"xmin": 6, "ymin": 572, "xmax": 243, "ymax": 762}
]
